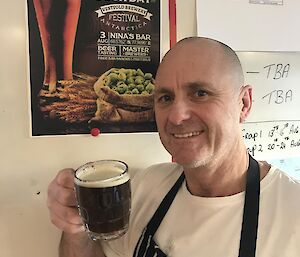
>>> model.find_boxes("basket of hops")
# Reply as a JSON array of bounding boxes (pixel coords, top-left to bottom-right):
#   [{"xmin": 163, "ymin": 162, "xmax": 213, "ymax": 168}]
[{"xmin": 91, "ymin": 67, "xmax": 155, "ymax": 123}]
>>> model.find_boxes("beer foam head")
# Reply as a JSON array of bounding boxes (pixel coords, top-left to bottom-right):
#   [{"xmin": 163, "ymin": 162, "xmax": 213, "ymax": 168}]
[{"xmin": 74, "ymin": 160, "xmax": 129, "ymax": 188}]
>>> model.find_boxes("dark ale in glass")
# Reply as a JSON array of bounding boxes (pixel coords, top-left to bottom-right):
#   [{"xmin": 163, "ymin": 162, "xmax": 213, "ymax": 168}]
[{"xmin": 75, "ymin": 160, "xmax": 131, "ymax": 240}]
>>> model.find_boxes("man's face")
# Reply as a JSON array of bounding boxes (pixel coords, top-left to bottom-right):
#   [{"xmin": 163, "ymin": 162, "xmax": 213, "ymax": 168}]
[{"xmin": 154, "ymin": 42, "xmax": 244, "ymax": 168}]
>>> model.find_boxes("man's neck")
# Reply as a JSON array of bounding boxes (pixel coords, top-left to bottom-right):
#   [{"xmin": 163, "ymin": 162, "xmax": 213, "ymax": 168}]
[{"xmin": 183, "ymin": 151, "xmax": 249, "ymax": 197}]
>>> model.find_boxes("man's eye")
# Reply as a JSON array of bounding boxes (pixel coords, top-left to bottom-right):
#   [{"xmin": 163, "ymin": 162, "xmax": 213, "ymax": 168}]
[
  {"xmin": 195, "ymin": 90, "xmax": 207, "ymax": 97},
  {"xmin": 157, "ymin": 95, "xmax": 172, "ymax": 103}
]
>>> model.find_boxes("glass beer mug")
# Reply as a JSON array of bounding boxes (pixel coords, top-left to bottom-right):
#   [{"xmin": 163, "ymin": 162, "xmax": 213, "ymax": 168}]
[{"xmin": 74, "ymin": 160, "xmax": 131, "ymax": 241}]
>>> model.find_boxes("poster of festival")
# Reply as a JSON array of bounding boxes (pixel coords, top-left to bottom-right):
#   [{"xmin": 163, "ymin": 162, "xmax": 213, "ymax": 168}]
[{"xmin": 27, "ymin": 0, "xmax": 160, "ymax": 136}]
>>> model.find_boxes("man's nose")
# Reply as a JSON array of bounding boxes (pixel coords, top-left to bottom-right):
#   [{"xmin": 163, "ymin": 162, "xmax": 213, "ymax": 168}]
[{"xmin": 167, "ymin": 100, "xmax": 191, "ymax": 125}]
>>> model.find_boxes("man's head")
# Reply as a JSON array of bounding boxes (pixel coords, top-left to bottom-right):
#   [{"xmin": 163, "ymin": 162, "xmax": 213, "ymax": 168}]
[{"xmin": 154, "ymin": 37, "xmax": 252, "ymax": 169}]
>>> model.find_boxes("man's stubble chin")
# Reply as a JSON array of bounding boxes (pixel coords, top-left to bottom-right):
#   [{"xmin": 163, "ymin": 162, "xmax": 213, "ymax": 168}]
[
  {"xmin": 159, "ymin": 133, "xmax": 215, "ymax": 169},
  {"xmin": 174, "ymin": 149, "xmax": 216, "ymax": 170}
]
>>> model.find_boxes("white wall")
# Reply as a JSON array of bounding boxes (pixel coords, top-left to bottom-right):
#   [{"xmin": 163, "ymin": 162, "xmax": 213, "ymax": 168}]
[{"xmin": 0, "ymin": 1, "xmax": 197, "ymax": 257}]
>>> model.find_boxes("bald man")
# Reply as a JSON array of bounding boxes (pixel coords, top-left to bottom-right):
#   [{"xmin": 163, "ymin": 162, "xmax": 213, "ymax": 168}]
[{"xmin": 47, "ymin": 37, "xmax": 300, "ymax": 257}]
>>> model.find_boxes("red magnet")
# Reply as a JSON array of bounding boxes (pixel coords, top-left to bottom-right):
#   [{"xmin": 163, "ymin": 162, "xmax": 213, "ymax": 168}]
[{"xmin": 90, "ymin": 128, "xmax": 100, "ymax": 137}]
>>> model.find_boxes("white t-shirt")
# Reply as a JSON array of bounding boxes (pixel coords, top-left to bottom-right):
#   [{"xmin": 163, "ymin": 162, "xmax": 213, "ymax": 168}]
[{"xmin": 101, "ymin": 162, "xmax": 300, "ymax": 257}]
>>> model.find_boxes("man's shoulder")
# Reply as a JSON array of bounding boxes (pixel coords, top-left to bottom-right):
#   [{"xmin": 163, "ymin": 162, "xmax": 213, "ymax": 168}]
[
  {"xmin": 268, "ymin": 166, "xmax": 300, "ymax": 210},
  {"xmin": 141, "ymin": 162, "xmax": 183, "ymax": 179},
  {"xmin": 132, "ymin": 162, "xmax": 183, "ymax": 187},
  {"xmin": 260, "ymin": 166, "xmax": 300, "ymax": 247},
  {"xmin": 273, "ymin": 167, "xmax": 300, "ymax": 190},
  {"xmin": 131, "ymin": 162, "xmax": 183, "ymax": 200}
]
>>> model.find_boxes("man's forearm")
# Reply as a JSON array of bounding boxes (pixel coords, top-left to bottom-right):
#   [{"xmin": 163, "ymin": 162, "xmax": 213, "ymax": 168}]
[{"xmin": 59, "ymin": 232, "xmax": 106, "ymax": 257}]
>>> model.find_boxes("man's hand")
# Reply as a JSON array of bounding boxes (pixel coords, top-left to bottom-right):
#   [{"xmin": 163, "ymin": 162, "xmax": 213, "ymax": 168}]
[
  {"xmin": 47, "ymin": 168, "xmax": 106, "ymax": 257},
  {"xmin": 47, "ymin": 168, "xmax": 84, "ymax": 234}
]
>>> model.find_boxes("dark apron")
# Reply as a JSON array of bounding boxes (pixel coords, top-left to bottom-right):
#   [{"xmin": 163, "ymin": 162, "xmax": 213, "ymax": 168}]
[{"xmin": 133, "ymin": 155, "xmax": 260, "ymax": 257}]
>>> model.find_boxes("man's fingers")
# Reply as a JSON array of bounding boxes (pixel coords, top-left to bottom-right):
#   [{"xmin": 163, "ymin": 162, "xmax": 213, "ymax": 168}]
[
  {"xmin": 49, "ymin": 211, "xmax": 85, "ymax": 234},
  {"xmin": 48, "ymin": 177, "xmax": 77, "ymax": 207},
  {"xmin": 47, "ymin": 197, "xmax": 82, "ymax": 225},
  {"xmin": 56, "ymin": 168, "xmax": 75, "ymax": 189},
  {"xmin": 47, "ymin": 168, "xmax": 86, "ymax": 234}
]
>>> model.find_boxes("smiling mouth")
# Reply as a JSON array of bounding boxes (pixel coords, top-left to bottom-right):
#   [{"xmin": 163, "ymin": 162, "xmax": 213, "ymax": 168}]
[{"xmin": 172, "ymin": 131, "xmax": 203, "ymax": 139}]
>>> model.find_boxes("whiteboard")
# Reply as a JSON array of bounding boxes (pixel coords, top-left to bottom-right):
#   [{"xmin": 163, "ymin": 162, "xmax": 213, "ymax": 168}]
[
  {"xmin": 196, "ymin": 0, "xmax": 300, "ymax": 51},
  {"xmin": 238, "ymin": 52, "xmax": 300, "ymax": 159}
]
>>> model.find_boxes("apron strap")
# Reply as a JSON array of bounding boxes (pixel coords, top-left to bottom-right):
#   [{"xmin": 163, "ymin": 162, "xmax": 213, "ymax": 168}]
[
  {"xmin": 146, "ymin": 172, "xmax": 185, "ymax": 235},
  {"xmin": 133, "ymin": 172, "xmax": 185, "ymax": 257},
  {"xmin": 239, "ymin": 154, "xmax": 260, "ymax": 257}
]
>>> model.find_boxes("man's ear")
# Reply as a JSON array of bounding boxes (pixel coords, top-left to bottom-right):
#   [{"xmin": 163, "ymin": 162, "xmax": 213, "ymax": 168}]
[{"xmin": 239, "ymin": 85, "xmax": 252, "ymax": 123}]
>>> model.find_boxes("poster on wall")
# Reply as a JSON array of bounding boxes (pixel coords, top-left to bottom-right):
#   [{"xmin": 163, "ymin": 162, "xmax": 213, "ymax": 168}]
[{"xmin": 27, "ymin": 0, "xmax": 160, "ymax": 136}]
